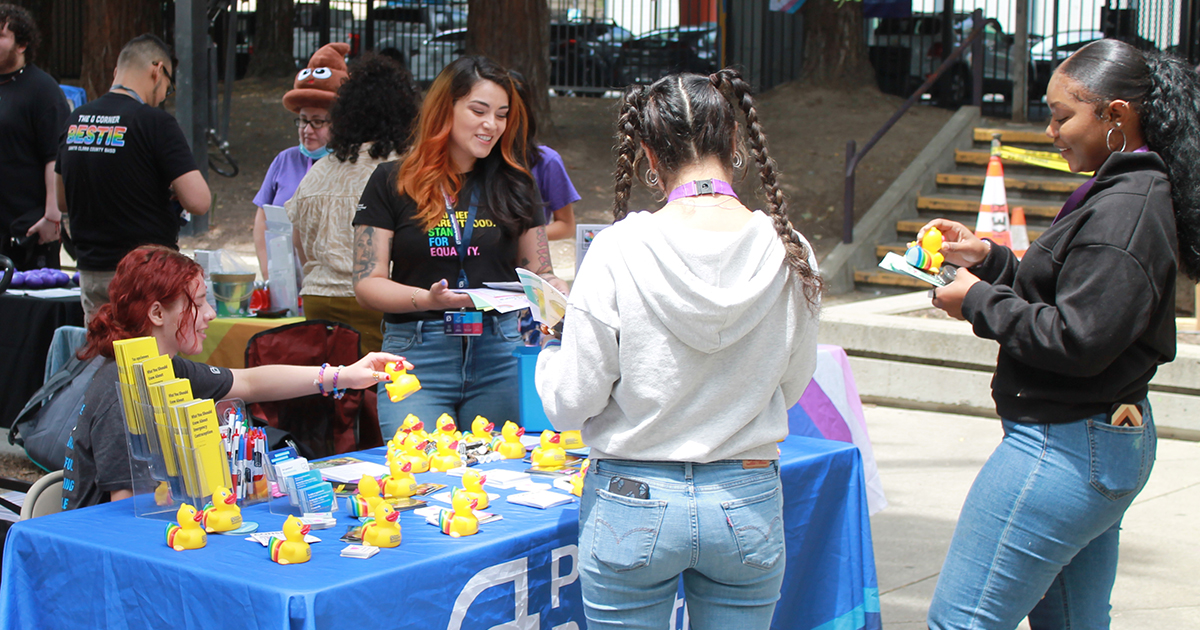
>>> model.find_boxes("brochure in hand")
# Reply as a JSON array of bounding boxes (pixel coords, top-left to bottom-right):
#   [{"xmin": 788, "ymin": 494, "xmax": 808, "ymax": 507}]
[
  {"xmin": 515, "ymin": 268, "xmax": 567, "ymax": 328},
  {"xmin": 877, "ymin": 252, "xmax": 949, "ymax": 287}
]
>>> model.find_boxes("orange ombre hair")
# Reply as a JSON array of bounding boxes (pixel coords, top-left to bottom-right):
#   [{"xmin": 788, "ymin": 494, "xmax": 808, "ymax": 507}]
[{"xmin": 395, "ymin": 55, "xmax": 533, "ymax": 234}]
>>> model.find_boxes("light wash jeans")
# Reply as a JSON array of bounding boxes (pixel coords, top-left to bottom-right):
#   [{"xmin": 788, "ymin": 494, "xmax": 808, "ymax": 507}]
[
  {"xmin": 579, "ymin": 458, "xmax": 786, "ymax": 630},
  {"xmin": 928, "ymin": 404, "xmax": 1157, "ymax": 630},
  {"xmin": 378, "ymin": 311, "xmax": 522, "ymax": 437}
]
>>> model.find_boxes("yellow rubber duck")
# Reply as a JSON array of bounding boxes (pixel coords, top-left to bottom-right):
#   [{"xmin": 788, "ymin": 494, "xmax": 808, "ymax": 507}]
[
  {"xmin": 438, "ymin": 489, "xmax": 480, "ymax": 538},
  {"xmin": 905, "ymin": 227, "xmax": 945, "ymax": 273},
  {"xmin": 399, "ymin": 436, "xmax": 431, "ymax": 473},
  {"xmin": 434, "ymin": 413, "xmax": 462, "ymax": 441},
  {"xmin": 495, "ymin": 421, "xmax": 526, "ymax": 459},
  {"xmin": 468, "ymin": 416, "xmax": 495, "ymax": 443},
  {"xmin": 531, "ymin": 431, "xmax": 567, "ymax": 470},
  {"xmin": 570, "ymin": 459, "xmax": 591, "ymax": 497},
  {"xmin": 361, "ymin": 502, "xmax": 402, "ymax": 548},
  {"xmin": 165, "ymin": 503, "xmax": 207, "ymax": 551},
  {"xmin": 430, "ymin": 436, "xmax": 463, "ymax": 472},
  {"xmin": 460, "ymin": 469, "xmax": 489, "ymax": 510},
  {"xmin": 560, "ymin": 430, "xmax": 585, "ymax": 450},
  {"xmin": 269, "ymin": 515, "xmax": 312, "ymax": 565},
  {"xmin": 201, "ymin": 486, "xmax": 243, "ymax": 533},
  {"xmin": 348, "ymin": 474, "xmax": 385, "ymax": 518},
  {"xmin": 383, "ymin": 360, "xmax": 421, "ymax": 403},
  {"xmin": 383, "ymin": 452, "xmax": 418, "ymax": 498},
  {"xmin": 401, "ymin": 414, "xmax": 430, "ymax": 444}
]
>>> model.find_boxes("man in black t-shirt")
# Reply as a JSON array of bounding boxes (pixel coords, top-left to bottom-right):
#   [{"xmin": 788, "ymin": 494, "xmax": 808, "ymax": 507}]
[
  {"xmin": 0, "ymin": 5, "xmax": 70, "ymax": 270},
  {"xmin": 56, "ymin": 34, "xmax": 210, "ymax": 322}
]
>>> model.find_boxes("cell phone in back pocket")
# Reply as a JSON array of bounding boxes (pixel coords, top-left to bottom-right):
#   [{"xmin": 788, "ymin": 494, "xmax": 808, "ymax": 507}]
[{"xmin": 608, "ymin": 476, "xmax": 650, "ymax": 500}]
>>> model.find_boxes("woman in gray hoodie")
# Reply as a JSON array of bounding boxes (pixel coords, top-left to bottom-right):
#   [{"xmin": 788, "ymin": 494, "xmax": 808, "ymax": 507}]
[{"xmin": 535, "ymin": 69, "xmax": 821, "ymax": 630}]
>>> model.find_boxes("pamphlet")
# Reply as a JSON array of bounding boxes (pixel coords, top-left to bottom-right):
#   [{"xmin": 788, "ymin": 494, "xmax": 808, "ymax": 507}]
[
  {"xmin": 515, "ymin": 268, "xmax": 567, "ymax": 328},
  {"xmin": 877, "ymin": 252, "xmax": 948, "ymax": 287},
  {"xmin": 506, "ymin": 490, "xmax": 575, "ymax": 510}
]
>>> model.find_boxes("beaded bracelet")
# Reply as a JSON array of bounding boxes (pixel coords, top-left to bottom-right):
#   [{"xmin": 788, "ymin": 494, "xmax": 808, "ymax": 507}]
[
  {"xmin": 315, "ymin": 363, "xmax": 330, "ymax": 396},
  {"xmin": 331, "ymin": 365, "xmax": 346, "ymax": 400}
]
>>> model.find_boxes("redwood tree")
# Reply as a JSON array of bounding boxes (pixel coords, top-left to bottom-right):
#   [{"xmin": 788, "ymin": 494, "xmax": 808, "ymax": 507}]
[
  {"xmin": 801, "ymin": 0, "xmax": 875, "ymax": 88},
  {"xmin": 80, "ymin": 0, "xmax": 161, "ymax": 99},
  {"xmin": 247, "ymin": 0, "xmax": 295, "ymax": 77},
  {"xmin": 465, "ymin": 0, "xmax": 551, "ymax": 130}
]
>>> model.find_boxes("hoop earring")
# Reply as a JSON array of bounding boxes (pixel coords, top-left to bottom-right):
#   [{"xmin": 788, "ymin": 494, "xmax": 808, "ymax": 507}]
[
  {"xmin": 1106, "ymin": 125, "xmax": 1128, "ymax": 153},
  {"xmin": 732, "ymin": 150, "xmax": 744, "ymax": 170},
  {"xmin": 645, "ymin": 168, "xmax": 659, "ymax": 187}
]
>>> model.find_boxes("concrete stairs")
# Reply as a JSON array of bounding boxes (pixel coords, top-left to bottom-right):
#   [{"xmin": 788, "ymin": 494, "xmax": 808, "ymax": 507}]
[{"xmin": 851, "ymin": 126, "xmax": 1089, "ymax": 290}]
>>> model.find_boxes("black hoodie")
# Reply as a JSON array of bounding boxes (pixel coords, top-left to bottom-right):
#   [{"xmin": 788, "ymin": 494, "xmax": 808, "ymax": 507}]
[{"xmin": 961, "ymin": 150, "xmax": 1177, "ymax": 423}]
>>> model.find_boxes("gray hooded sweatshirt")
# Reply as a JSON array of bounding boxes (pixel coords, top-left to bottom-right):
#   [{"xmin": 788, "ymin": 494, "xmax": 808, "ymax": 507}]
[{"xmin": 535, "ymin": 210, "xmax": 818, "ymax": 463}]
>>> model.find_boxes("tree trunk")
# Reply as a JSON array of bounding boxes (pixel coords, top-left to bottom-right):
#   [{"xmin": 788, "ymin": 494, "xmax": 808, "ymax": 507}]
[
  {"xmin": 801, "ymin": 0, "xmax": 875, "ymax": 89},
  {"xmin": 247, "ymin": 0, "xmax": 295, "ymax": 78},
  {"xmin": 465, "ymin": 0, "xmax": 551, "ymax": 133},
  {"xmin": 80, "ymin": 0, "xmax": 162, "ymax": 100}
]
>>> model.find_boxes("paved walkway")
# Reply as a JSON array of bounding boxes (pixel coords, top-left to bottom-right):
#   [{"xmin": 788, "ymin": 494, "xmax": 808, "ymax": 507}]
[{"xmin": 866, "ymin": 405, "xmax": 1200, "ymax": 629}]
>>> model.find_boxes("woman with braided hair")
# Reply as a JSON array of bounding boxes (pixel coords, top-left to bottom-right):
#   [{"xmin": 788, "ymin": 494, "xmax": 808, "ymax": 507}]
[
  {"xmin": 535, "ymin": 69, "xmax": 819, "ymax": 629},
  {"xmin": 924, "ymin": 40, "xmax": 1200, "ymax": 629}
]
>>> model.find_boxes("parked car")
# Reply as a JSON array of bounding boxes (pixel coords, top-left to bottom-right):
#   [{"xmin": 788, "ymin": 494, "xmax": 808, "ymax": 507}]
[
  {"xmin": 612, "ymin": 23, "xmax": 718, "ymax": 87},
  {"xmin": 1028, "ymin": 31, "xmax": 1157, "ymax": 98},
  {"xmin": 869, "ymin": 13, "xmax": 1039, "ymax": 106},
  {"xmin": 292, "ymin": 1, "xmax": 467, "ymax": 69},
  {"xmin": 549, "ymin": 19, "xmax": 633, "ymax": 95},
  {"xmin": 407, "ymin": 27, "xmax": 466, "ymax": 84}
]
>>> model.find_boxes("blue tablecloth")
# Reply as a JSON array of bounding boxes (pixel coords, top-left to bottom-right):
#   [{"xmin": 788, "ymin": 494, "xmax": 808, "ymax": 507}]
[{"xmin": 0, "ymin": 436, "xmax": 879, "ymax": 630}]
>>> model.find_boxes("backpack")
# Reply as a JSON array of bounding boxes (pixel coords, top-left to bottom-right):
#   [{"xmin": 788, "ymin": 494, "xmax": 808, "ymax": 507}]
[{"xmin": 8, "ymin": 354, "xmax": 104, "ymax": 472}]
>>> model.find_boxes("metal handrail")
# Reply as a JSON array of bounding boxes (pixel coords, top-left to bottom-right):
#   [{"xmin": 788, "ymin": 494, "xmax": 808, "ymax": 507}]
[{"xmin": 842, "ymin": 9, "xmax": 1004, "ymax": 244}]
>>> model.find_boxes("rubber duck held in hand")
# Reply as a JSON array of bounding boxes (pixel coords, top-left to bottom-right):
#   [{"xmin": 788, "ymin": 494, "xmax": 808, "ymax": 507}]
[
  {"xmin": 201, "ymin": 486, "xmax": 243, "ymax": 532},
  {"xmin": 460, "ymin": 469, "xmax": 489, "ymax": 510},
  {"xmin": 348, "ymin": 474, "xmax": 385, "ymax": 518},
  {"xmin": 434, "ymin": 413, "xmax": 462, "ymax": 441},
  {"xmin": 269, "ymin": 515, "xmax": 312, "ymax": 565},
  {"xmin": 439, "ymin": 489, "xmax": 480, "ymax": 538},
  {"xmin": 531, "ymin": 431, "xmax": 567, "ymax": 470},
  {"xmin": 361, "ymin": 502, "xmax": 402, "ymax": 548},
  {"xmin": 430, "ymin": 436, "xmax": 463, "ymax": 472},
  {"xmin": 468, "ymin": 416, "xmax": 495, "ymax": 443},
  {"xmin": 165, "ymin": 503, "xmax": 207, "ymax": 551},
  {"xmin": 495, "ymin": 421, "xmax": 526, "ymax": 459},
  {"xmin": 383, "ymin": 451, "xmax": 418, "ymax": 498},
  {"xmin": 384, "ymin": 360, "xmax": 421, "ymax": 403},
  {"xmin": 905, "ymin": 226, "xmax": 945, "ymax": 274}
]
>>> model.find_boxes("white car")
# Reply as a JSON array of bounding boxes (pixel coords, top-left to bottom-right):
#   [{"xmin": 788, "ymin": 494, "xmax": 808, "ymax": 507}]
[{"xmin": 407, "ymin": 28, "xmax": 466, "ymax": 84}]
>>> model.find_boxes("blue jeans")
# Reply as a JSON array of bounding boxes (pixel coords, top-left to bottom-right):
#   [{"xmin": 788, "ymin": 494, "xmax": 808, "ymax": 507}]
[
  {"xmin": 928, "ymin": 406, "xmax": 1157, "ymax": 630},
  {"xmin": 579, "ymin": 459, "xmax": 786, "ymax": 630},
  {"xmin": 378, "ymin": 311, "xmax": 522, "ymax": 436}
]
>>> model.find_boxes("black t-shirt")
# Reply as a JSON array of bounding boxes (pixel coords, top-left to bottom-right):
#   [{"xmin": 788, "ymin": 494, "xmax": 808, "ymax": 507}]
[
  {"xmin": 55, "ymin": 92, "xmax": 197, "ymax": 271},
  {"xmin": 61, "ymin": 356, "xmax": 234, "ymax": 511},
  {"xmin": 0, "ymin": 64, "xmax": 70, "ymax": 232},
  {"xmin": 353, "ymin": 161, "xmax": 545, "ymax": 323}
]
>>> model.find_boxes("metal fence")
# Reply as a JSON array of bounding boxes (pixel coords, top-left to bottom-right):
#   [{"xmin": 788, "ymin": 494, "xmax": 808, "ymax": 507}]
[{"xmin": 867, "ymin": 0, "xmax": 1193, "ymax": 113}]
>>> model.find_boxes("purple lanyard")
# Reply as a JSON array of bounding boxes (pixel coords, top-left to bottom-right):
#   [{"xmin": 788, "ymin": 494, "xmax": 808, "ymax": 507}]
[
  {"xmin": 1053, "ymin": 146, "xmax": 1148, "ymax": 224},
  {"xmin": 667, "ymin": 179, "xmax": 738, "ymax": 202}
]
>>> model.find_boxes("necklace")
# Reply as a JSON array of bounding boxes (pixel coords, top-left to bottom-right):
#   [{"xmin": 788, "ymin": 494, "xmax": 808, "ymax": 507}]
[
  {"xmin": 0, "ymin": 65, "xmax": 25, "ymax": 86},
  {"xmin": 667, "ymin": 179, "xmax": 738, "ymax": 202}
]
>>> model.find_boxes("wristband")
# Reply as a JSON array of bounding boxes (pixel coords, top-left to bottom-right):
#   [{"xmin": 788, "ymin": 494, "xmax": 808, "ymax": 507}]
[
  {"xmin": 315, "ymin": 363, "xmax": 329, "ymax": 396},
  {"xmin": 332, "ymin": 365, "xmax": 345, "ymax": 400},
  {"xmin": 411, "ymin": 289, "xmax": 421, "ymax": 311}
]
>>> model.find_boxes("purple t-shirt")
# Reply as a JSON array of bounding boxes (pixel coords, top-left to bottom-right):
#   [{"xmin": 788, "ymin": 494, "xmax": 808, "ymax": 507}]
[
  {"xmin": 531, "ymin": 145, "xmax": 581, "ymax": 223},
  {"xmin": 253, "ymin": 146, "xmax": 315, "ymax": 208}
]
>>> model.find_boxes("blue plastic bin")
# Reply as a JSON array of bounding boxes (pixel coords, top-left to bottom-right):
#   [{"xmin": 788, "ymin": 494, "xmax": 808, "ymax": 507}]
[{"xmin": 513, "ymin": 345, "xmax": 553, "ymax": 431}]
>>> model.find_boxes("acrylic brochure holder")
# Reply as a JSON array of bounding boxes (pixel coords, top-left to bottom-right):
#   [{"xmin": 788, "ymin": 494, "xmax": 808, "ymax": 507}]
[{"xmin": 262, "ymin": 204, "xmax": 301, "ymax": 315}]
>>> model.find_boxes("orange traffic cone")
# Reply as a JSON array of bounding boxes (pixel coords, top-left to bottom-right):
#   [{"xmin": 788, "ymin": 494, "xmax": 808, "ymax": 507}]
[
  {"xmin": 974, "ymin": 155, "xmax": 1012, "ymax": 248},
  {"xmin": 1010, "ymin": 206, "xmax": 1029, "ymax": 259}
]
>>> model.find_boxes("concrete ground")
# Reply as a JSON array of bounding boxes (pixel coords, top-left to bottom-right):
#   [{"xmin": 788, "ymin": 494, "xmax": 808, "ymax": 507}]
[{"xmin": 866, "ymin": 405, "xmax": 1200, "ymax": 629}]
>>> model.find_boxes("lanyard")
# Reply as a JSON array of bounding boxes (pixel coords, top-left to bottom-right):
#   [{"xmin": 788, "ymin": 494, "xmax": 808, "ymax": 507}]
[
  {"xmin": 444, "ymin": 188, "xmax": 480, "ymax": 289},
  {"xmin": 110, "ymin": 85, "xmax": 145, "ymax": 104}
]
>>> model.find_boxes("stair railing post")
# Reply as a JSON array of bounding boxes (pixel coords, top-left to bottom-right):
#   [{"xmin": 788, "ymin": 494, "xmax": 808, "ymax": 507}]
[
  {"xmin": 972, "ymin": 8, "xmax": 984, "ymax": 107},
  {"xmin": 844, "ymin": 139, "xmax": 857, "ymax": 244}
]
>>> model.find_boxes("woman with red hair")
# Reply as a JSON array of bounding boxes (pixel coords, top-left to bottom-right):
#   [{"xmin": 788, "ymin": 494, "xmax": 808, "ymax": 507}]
[
  {"xmin": 352, "ymin": 56, "xmax": 565, "ymax": 436},
  {"xmin": 62, "ymin": 245, "xmax": 407, "ymax": 510}
]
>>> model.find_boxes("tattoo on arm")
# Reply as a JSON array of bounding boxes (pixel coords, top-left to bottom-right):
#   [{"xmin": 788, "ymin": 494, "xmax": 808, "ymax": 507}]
[
  {"xmin": 532, "ymin": 226, "xmax": 553, "ymax": 274},
  {"xmin": 352, "ymin": 225, "xmax": 377, "ymax": 286}
]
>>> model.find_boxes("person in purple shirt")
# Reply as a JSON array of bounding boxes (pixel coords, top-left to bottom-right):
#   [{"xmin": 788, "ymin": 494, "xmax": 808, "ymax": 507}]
[
  {"xmin": 512, "ymin": 72, "xmax": 581, "ymax": 242},
  {"xmin": 252, "ymin": 43, "xmax": 347, "ymax": 280}
]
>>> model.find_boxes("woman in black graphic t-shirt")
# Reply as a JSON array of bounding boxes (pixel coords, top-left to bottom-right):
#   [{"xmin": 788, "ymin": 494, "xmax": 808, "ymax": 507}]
[{"xmin": 353, "ymin": 56, "xmax": 567, "ymax": 436}]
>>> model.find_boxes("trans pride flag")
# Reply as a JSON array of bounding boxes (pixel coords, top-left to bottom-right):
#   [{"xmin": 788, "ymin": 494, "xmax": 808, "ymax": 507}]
[{"xmin": 789, "ymin": 345, "xmax": 887, "ymax": 514}]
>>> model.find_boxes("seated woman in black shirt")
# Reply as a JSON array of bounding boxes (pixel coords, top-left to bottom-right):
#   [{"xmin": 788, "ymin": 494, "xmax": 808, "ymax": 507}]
[
  {"xmin": 62, "ymin": 245, "xmax": 407, "ymax": 510},
  {"xmin": 352, "ymin": 56, "xmax": 566, "ymax": 436}
]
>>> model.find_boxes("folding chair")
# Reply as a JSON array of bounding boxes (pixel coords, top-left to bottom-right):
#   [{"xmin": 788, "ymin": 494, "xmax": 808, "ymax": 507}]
[{"xmin": 18, "ymin": 470, "xmax": 64, "ymax": 520}]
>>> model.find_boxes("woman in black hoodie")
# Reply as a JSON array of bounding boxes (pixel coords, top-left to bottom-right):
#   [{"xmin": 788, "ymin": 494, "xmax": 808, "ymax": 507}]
[{"xmin": 924, "ymin": 40, "xmax": 1200, "ymax": 629}]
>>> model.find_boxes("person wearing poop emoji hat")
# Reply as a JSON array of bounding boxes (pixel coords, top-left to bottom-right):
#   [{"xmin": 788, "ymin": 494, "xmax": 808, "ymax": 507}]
[{"xmin": 252, "ymin": 42, "xmax": 349, "ymax": 282}]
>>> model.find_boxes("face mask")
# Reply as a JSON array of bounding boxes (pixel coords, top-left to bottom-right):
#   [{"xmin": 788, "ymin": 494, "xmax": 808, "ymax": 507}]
[{"xmin": 299, "ymin": 143, "xmax": 330, "ymax": 160}]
